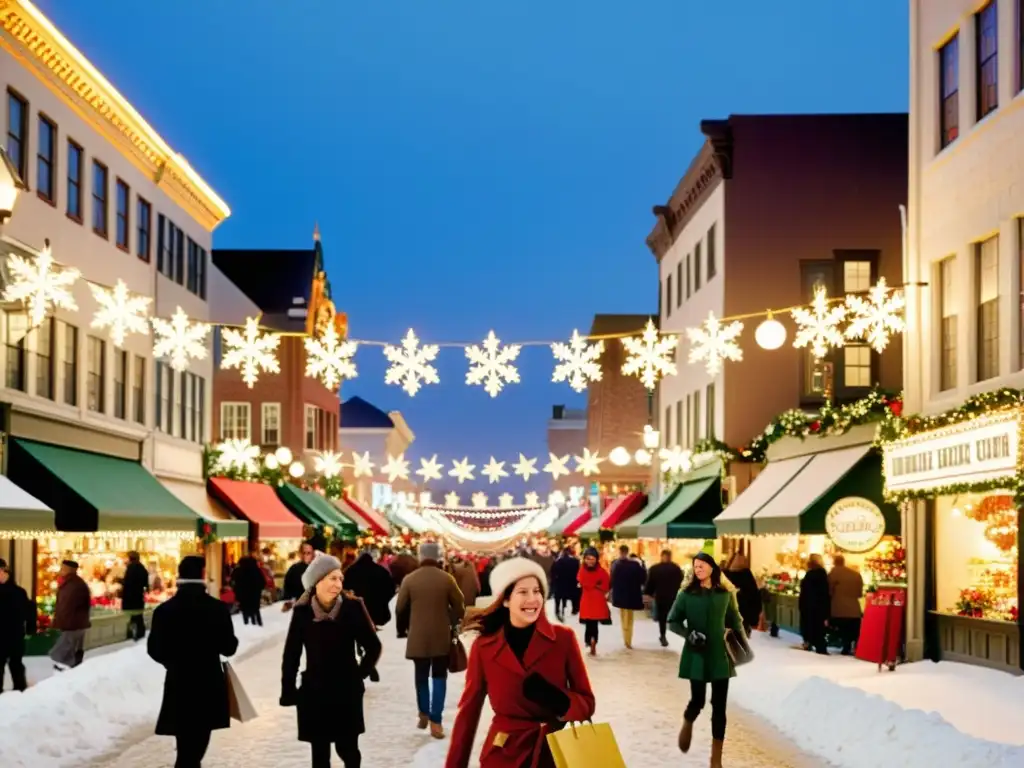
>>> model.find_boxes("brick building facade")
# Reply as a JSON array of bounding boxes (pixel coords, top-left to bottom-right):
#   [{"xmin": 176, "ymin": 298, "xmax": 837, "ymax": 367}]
[{"xmin": 546, "ymin": 405, "xmax": 587, "ymax": 495}]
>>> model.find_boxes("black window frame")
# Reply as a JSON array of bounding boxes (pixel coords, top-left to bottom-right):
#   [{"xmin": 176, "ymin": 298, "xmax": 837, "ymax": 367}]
[
  {"xmin": 86, "ymin": 335, "xmax": 106, "ymax": 413},
  {"xmin": 976, "ymin": 2, "xmax": 999, "ymax": 119},
  {"xmin": 706, "ymin": 223, "xmax": 717, "ymax": 280},
  {"xmin": 675, "ymin": 260, "xmax": 682, "ymax": 308},
  {"xmin": 694, "ymin": 241, "xmax": 702, "ymax": 291},
  {"xmin": 133, "ymin": 354, "xmax": 146, "ymax": 424},
  {"xmin": 36, "ymin": 113, "xmax": 56, "ymax": 205},
  {"xmin": 5, "ymin": 88, "xmax": 28, "ymax": 183},
  {"xmin": 115, "ymin": 178, "xmax": 130, "ymax": 251},
  {"xmin": 114, "ymin": 349, "xmax": 127, "ymax": 419},
  {"xmin": 976, "ymin": 236, "xmax": 1000, "ymax": 382},
  {"xmin": 91, "ymin": 159, "xmax": 109, "ymax": 238},
  {"xmin": 34, "ymin": 316, "xmax": 55, "ymax": 400},
  {"xmin": 939, "ymin": 35, "xmax": 960, "ymax": 149},
  {"xmin": 5, "ymin": 310, "xmax": 28, "ymax": 392},
  {"xmin": 939, "ymin": 257, "xmax": 958, "ymax": 392},
  {"xmin": 136, "ymin": 197, "xmax": 151, "ymax": 262},
  {"xmin": 66, "ymin": 139, "xmax": 83, "ymax": 222},
  {"xmin": 62, "ymin": 322, "xmax": 78, "ymax": 406},
  {"xmin": 665, "ymin": 273, "xmax": 672, "ymax": 318}
]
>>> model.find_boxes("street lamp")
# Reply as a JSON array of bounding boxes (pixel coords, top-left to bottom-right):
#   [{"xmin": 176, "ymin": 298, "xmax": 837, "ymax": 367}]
[{"xmin": 0, "ymin": 146, "xmax": 27, "ymax": 225}]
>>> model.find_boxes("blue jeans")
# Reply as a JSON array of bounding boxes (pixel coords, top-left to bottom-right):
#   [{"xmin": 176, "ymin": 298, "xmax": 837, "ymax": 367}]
[{"xmin": 414, "ymin": 656, "xmax": 448, "ymax": 723}]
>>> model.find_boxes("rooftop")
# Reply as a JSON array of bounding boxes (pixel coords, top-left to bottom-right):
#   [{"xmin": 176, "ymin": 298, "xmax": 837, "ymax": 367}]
[{"xmin": 341, "ymin": 396, "xmax": 395, "ymax": 430}]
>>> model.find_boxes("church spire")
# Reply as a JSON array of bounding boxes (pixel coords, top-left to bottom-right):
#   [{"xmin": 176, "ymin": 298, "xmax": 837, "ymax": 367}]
[{"xmin": 313, "ymin": 221, "xmax": 321, "ymax": 242}]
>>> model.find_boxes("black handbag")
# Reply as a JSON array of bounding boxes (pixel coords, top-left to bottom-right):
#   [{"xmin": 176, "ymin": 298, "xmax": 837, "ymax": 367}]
[{"xmin": 725, "ymin": 628, "xmax": 754, "ymax": 667}]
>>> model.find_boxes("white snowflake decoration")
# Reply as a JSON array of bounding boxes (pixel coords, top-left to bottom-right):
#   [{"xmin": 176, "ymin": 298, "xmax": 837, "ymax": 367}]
[
  {"xmin": 3, "ymin": 244, "xmax": 80, "ymax": 327},
  {"xmin": 513, "ymin": 454, "xmax": 540, "ymax": 482},
  {"xmin": 465, "ymin": 330, "xmax": 521, "ymax": 397},
  {"xmin": 524, "ymin": 491, "xmax": 540, "ymax": 507},
  {"xmin": 221, "ymin": 317, "xmax": 281, "ymax": 388},
  {"xmin": 214, "ymin": 439, "xmax": 260, "ymax": 475},
  {"xmin": 89, "ymin": 279, "xmax": 151, "ymax": 347},
  {"xmin": 471, "ymin": 491, "xmax": 489, "ymax": 509},
  {"xmin": 449, "ymin": 457, "xmax": 476, "ymax": 484},
  {"xmin": 304, "ymin": 323, "xmax": 357, "ymax": 391},
  {"xmin": 382, "ymin": 454, "xmax": 410, "ymax": 483},
  {"xmin": 844, "ymin": 277, "xmax": 906, "ymax": 353},
  {"xmin": 498, "ymin": 492, "xmax": 514, "ymax": 509},
  {"xmin": 416, "ymin": 455, "xmax": 444, "ymax": 482},
  {"xmin": 621, "ymin": 319, "xmax": 679, "ymax": 390},
  {"xmin": 481, "ymin": 457, "xmax": 509, "ymax": 484},
  {"xmin": 792, "ymin": 287, "xmax": 846, "ymax": 359},
  {"xmin": 384, "ymin": 329, "xmax": 440, "ymax": 396},
  {"xmin": 444, "ymin": 492, "xmax": 460, "ymax": 507},
  {"xmin": 574, "ymin": 448, "xmax": 604, "ymax": 477},
  {"xmin": 151, "ymin": 307, "xmax": 210, "ymax": 372},
  {"xmin": 686, "ymin": 312, "xmax": 744, "ymax": 376},
  {"xmin": 351, "ymin": 451, "xmax": 375, "ymax": 478},
  {"xmin": 551, "ymin": 330, "xmax": 604, "ymax": 393},
  {"xmin": 313, "ymin": 451, "xmax": 345, "ymax": 479},
  {"xmin": 658, "ymin": 446, "xmax": 693, "ymax": 475}
]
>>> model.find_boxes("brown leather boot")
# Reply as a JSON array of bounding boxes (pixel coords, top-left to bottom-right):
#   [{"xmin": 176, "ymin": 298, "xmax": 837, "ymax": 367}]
[
  {"xmin": 678, "ymin": 719, "xmax": 693, "ymax": 753},
  {"xmin": 430, "ymin": 721, "xmax": 445, "ymax": 739},
  {"xmin": 417, "ymin": 713, "xmax": 428, "ymax": 730},
  {"xmin": 710, "ymin": 738, "xmax": 724, "ymax": 767}
]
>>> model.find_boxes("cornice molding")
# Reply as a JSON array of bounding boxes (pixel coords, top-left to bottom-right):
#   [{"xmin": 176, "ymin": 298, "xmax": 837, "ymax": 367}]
[{"xmin": 0, "ymin": 0, "xmax": 230, "ymax": 231}]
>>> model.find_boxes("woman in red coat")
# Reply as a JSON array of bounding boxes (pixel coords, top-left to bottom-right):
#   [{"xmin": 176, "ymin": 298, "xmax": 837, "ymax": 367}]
[
  {"xmin": 577, "ymin": 547, "xmax": 611, "ymax": 656},
  {"xmin": 446, "ymin": 558, "xmax": 596, "ymax": 768}
]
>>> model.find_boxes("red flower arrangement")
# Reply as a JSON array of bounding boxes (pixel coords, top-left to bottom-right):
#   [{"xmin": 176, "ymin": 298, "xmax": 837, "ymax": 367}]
[{"xmin": 955, "ymin": 587, "xmax": 996, "ymax": 618}]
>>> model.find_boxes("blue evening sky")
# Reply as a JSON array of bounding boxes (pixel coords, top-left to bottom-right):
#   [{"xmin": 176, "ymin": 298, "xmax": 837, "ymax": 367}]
[{"xmin": 39, "ymin": 0, "xmax": 908, "ymax": 493}]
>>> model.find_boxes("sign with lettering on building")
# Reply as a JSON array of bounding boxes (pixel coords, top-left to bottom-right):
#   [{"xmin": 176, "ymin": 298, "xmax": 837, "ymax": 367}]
[
  {"xmin": 825, "ymin": 497, "xmax": 886, "ymax": 553},
  {"xmin": 882, "ymin": 410, "xmax": 1022, "ymax": 494}
]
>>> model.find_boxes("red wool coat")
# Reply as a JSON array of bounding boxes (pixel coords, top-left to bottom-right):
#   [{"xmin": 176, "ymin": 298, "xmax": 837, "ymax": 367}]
[
  {"xmin": 577, "ymin": 565, "xmax": 611, "ymax": 622},
  {"xmin": 446, "ymin": 614, "xmax": 596, "ymax": 768}
]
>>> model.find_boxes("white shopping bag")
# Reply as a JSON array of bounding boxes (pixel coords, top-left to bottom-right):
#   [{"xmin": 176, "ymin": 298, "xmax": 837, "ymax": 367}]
[{"xmin": 225, "ymin": 661, "xmax": 258, "ymax": 723}]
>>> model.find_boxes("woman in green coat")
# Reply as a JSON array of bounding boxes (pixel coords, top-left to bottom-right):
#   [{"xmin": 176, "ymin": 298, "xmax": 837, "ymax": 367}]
[{"xmin": 667, "ymin": 552, "xmax": 745, "ymax": 768}]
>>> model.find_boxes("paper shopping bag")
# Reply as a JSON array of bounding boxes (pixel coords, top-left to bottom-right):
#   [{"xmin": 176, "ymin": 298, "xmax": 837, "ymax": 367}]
[
  {"xmin": 225, "ymin": 661, "xmax": 258, "ymax": 723},
  {"xmin": 546, "ymin": 722, "xmax": 626, "ymax": 768}
]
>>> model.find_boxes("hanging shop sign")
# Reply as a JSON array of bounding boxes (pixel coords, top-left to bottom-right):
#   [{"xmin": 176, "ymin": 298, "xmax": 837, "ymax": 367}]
[
  {"xmin": 882, "ymin": 410, "xmax": 1021, "ymax": 494},
  {"xmin": 825, "ymin": 497, "xmax": 886, "ymax": 553}
]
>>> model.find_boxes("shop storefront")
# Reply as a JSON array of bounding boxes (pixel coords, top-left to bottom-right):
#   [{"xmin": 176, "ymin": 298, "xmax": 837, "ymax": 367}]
[
  {"xmin": 716, "ymin": 430, "xmax": 903, "ymax": 638},
  {"xmin": 0, "ymin": 475, "xmax": 56, "ymax": 596},
  {"xmin": 547, "ymin": 506, "xmax": 589, "ymax": 537},
  {"xmin": 882, "ymin": 407, "xmax": 1022, "ymax": 674},
  {"xmin": 336, "ymin": 494, "xmax": 390, "ymax": 535},
  {"xmin": 277, "ymin": 484, "xmax": 359, "ymax": 541},
  {"xmin": 575, "ymin": 491, "xmax": 646, "ymax": 543}
]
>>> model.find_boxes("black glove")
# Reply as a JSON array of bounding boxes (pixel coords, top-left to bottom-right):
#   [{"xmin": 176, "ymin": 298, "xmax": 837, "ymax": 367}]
[
  {"xmin": 279, "ymin": 688, "xmax": 298, "ymax": 707},
  {"xmin": 522, "ymin": 673, "xmax": 571, "ymax": 717}
]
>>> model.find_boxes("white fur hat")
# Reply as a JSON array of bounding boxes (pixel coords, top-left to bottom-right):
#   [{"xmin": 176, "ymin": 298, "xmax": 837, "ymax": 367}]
[
  {"xmin": 301, "ymin": 552, "xmax": 342, "ymax": 591},
  {"xmin": 489, "ymin": 557, "xmax": 548, "ymax": 598}
]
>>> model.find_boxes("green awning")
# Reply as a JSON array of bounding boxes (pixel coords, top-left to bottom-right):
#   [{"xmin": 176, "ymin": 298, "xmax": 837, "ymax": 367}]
[
  {"xmin": 615, "ymin": 484, "xmax": 684, "ymax": 539},
  {"xmin": 639, "ymin": 478, "xmax": 721, "ymax": 539},
  {"xmin": 277, "ymin": 484, "xmax": 357, "ymax": 538},
  {"xmin": 8, "ymin": 439, "xmax": 197, "ymax": 532}
]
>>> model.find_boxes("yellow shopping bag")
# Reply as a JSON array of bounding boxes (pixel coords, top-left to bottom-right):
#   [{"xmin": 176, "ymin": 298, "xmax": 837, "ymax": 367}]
[{"xmin": 546, "ymin": 721, "xmax": 627, "ymax": 768}]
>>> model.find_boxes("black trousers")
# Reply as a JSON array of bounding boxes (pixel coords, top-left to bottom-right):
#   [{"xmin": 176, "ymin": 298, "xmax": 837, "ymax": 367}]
[
  {"xmin": 126, "ymin": 613, "xmax": 146, "ymax": 641},
  {"xmin": 832, "ymin": 617, "xmax": 861, "ymax": 653},
  {"xmin": 554, "ymin": 596, "xmax": 570, "ymax": 618},
  {"xmin": 241, "ymin": 603, "xmax": 263, "ymax": 626},
  {"xmin": 0, "ymin": 648, "xmax": 27, "ymax": 692},
  {"xmin": 413, "ymin": 655, "xmax": 448, "ymax": 681},
  {"xmin": 174, "ymin": 730, "xmax": 212, "ymax": 768},
  {"xmin": 311, "ymin": 736, "xmax": 361, "ymax": 768},
  {"xmin": 684, "ymin": 679, "xmax": 729, "ymax": 741},
  {"xmin": 655, "ymin": 599, "xmax": 673, "ymax": 639},
  {"xmin": 583, "ymin": 619, "xmax": 599, "ymax": 645}
]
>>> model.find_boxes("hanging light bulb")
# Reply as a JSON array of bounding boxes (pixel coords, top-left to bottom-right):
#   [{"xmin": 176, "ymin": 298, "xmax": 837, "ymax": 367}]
[
  {"xmin": 264, "ymin": 454, "xmax": 280, "ymax": 470},
  {"xmin": 756, "ymin": 313, "xmax": 787, "ymax": 350},
  {"xmin": 275, "ymin": 446, "xmax": 293, "ymax": 465},
  {"xmin": 609, "ymin": 447, "xmax": 631, "ymax": 466},
  {"xmin": 634, "ymin": 448, "xmax": 652, "ymax": 465},
  {"xmin": 288, "ymin": 461, "xmax": 305, "ymax": 478}
]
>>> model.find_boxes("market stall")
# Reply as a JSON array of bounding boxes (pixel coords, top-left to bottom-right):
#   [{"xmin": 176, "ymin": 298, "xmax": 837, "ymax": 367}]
[
  {"xmin": 574, "ymin": 491, "xmax": 645, "ymax": 542},
  {"xmin": 547, "ymin": 505, "xmax": 589, "ymax": 536},
  {"xmin": 277, "ymin": 483, "xmax": 359, "ymax": 541},
  {"xmin": 881, "ymin": 402, "xmax": 1022, "ymax": 674},
  {"xmin": 336, "ymin": 494, "xmax": 390, "ymax": 535}
]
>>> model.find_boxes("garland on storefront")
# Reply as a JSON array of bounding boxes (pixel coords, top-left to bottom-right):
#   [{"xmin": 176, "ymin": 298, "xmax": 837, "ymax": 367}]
[
  {"xmin": 873, "ymin": 387, "xmax": 1024, "ymax": 506},
  {"xmin": 202, "ymin": 445, "xmax": 346, "ymax": 499},
  {"xmin": 694, "ymin": 388, "xmax": 898, "ymax": 464}
]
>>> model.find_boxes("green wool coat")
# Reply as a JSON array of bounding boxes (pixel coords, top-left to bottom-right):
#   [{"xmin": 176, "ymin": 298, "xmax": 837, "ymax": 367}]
[{"xmin": 666, "ymin": 588, "xmax": 745, "ymax": 682}]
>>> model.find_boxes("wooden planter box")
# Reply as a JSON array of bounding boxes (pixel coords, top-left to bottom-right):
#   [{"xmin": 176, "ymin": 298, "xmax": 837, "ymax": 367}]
[
  {"xmin": 772, "ymin": 593, "xmax": 801, "ymax": 634},
  {"xmin": 931, "ymin": 612, "xmax": 1021, "ymax": 675}
]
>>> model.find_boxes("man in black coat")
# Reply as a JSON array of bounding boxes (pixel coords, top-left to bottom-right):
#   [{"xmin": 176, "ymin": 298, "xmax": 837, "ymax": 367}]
[
  {"xmin": 550, "ymin": 548, "xmax": 580, "ymax": 622},
  {"xmin": 644, "ymin": 549, "xmax": 684, "ymax": 647},
  {"xmin": 799, "ymin": 554, "xmax": 831, "ymax": 655},
  {"xmin": 343, "ymin": 550, "xmax": 395, "ymax": 628},
  {"xmin": 148, "ymin": 556, "xmax": 238, "ymax": 767},
  {"xmin": 0, "ymin": 558, "xmax": 35, "ymax": 693},
  {"xmin": 122, "ymin": 551, "xmax": 150, "ymax": 641},
  {"xmin": 610, "ymin": 544, "xmax": 646, "ymax": 649},
  {"xmin": 230, "ymin": 553, "xmax": 265, "ymax": 626},
  {"xmin": 283, "ymin": 541, "xmax": 315, "ymax": 603}
]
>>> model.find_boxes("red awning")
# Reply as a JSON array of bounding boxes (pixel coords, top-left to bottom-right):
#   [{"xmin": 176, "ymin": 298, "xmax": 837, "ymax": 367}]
[
  {"xmin": 560, "ymin": 508, "xmax": 595, "ymax": 537},
  {"xmin": 335, "ymin": 496, "xmax": 390, "ymax": 536},
  {"xmin": 208, "ymin": 477, "xmax": 305, "ymax": 540},
  {"xmin": 599, "ymin": 491, "xmax": 646, "ymax": 529}
]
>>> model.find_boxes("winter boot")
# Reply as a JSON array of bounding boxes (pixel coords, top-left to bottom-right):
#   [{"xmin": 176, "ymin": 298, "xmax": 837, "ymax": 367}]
[
  {"xmin": 710, "ymin": 738, "xmax": 724, "ymax": 767},
  {"xmin": 430, "ymin": 722, "xmax": 445, "ymax": 739},
  {"xmin": 678, "ymin": 719, "xmax": 693, "ymax": 753},
  {"xmin": 417, "ymin": 713, "xmax": 429, "ymax": 730}
]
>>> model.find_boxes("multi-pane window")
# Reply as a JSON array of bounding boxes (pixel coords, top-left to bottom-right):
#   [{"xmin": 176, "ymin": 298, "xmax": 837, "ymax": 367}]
[
  {"xmin": 174, "ymin": 225, "xmax": 185, "ymax": 284},
  {"xmin": 157, "ymin": 215, "xmax": 183, "ymax": 280},
  {"xmin": 675, "ymin": 399, "xmax": 683, "ymax": 449},
  {"xmin": 705, "ymin": 383, "xmax": 716, "ymax": 439},
  {"xmin": 843, "ymin": 260, "xmax": 872, "ymax": 293},
  {"xmin": 262, "ymin": 402, "xmax": 281, "ymax": 445},
  {"xmin": 115, "ymin": 179, "xmax": 130, "ymax": 250},
  {"xmin": 694, "ymin": 241, "xmax": 702, "ymax": 291},
  {"xmin": 136, "ymin": 198, "xmax": 151, "ymax": 262},
  {"xmin": 706, "ymin": 224, "xmax": 717, "ymax": 280},
  {"xmin": 5, "ymin": 311, "xmax": 28, "ymax": 391},
  {"xmin": 665, "ymin": 274, "xmax": 673, "ymax": 318},
  {"xmin": 685, "ymin": 255, "xmax": 691, "ymax": 298},
  {"xmin": 196, "ymin": 375, "xmax": 205, "ymax": 443},
  {"xmin": 305, "ymin": 404, "xmax": 317, "ymax": 450},
  {"xmin": 939, "ymin": 35, "xmax": 959, "ymax": 148},
  {"xmin": 35, "ymin": 317, "xmax": 54, "ymax": 400},
  {"xmin": 663, "ymin": 404, "xmax": 671, "ymax": 448},
  {"xmin": 87, "ymin": 336, "xmax": 105, "ymax": 412},
  {"xmin": 91, "ymin": 160, "xmax": 108, "ymax": 237},
  {"xmin": 61, "ymin": 322, "xmax": 78, "ymax": 406},
  {"xmin": 843, "ymin": 260, "xmax": 873, "ymax": 388},
  {"xmin": 187, "ymin": 374, "xmax": 202, "ymax": 441},
  {"xmin": 692, "ymin": 389, "xmax": 702, "ymax": 444},
  {"xmin": 37, "ymin": 115, "xmax": 56, "ymax": 204},
  {"xmin": 976, "ymin": 2, "xmax": 999, "ymax": 119},
  {"xmin": 976, "ymin": 236, "xmax": 1000, "ymax": 381},
  {"xmin": 5, "ymin": 89, "xmax": 27, "ymax": 180},
  {"xmin": 939, "ymin": 257, "xmax": 958, "ymax": 391},
  {"xmin": 675, "ymin": 261, "xmax": 683, "ymax": 308},
  {"xmin": 168, "ymin": 364, "xmax": 180, "ymax": 435},
  {"xmin": 155, "ymin": 361, "xmax": 165, "ymax": 431},
  {"xmin": 220, "ymin": 402, "xmax": 251, "ymax": 441},
  {"xmin": 66, "ymin": 140, "xmax": 83, "ymax": 221},
  {"xmin": 133, "ymin": 355, "xmax": 145, "ymax": 424},
  {"xmin": 180, "ymin": 372, "xmax": 190, "ymax": 438},
  {"xmin": 114, "ymin": 350, "xmax": 127, "ymax": 419}
]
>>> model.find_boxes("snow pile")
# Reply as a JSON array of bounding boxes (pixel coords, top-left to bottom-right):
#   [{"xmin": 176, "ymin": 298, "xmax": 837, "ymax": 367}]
[{"xmin": 0, "ymin": 607, "xmax": 290, "ymax": 768}]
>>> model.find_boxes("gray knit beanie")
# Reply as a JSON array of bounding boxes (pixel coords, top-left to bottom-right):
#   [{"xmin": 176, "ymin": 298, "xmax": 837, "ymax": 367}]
[
  {"xmin": 301, "ymin": 553, "xmax": 342, "ymax": 591},
  {"xmin": 418, "ymin": 541, "xmax": 442, "ymax": 562}
]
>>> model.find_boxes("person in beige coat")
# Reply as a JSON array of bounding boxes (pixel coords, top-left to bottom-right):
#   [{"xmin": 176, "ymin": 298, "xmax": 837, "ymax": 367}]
[
  {"xmin": 827, "ymin": 554, "xmax": 864, "ymax": 656},
  {"xmin": 396, "ymin": 542, "xmax": 466, "ymax": 738}
]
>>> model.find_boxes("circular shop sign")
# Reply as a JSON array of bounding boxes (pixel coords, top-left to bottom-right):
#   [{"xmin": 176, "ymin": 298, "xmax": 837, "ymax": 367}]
[{"xmin": 825, "ymin": 497, "xmax": 886, "ymax": 553}]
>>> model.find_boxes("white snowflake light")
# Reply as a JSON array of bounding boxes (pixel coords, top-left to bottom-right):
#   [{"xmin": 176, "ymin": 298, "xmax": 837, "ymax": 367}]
[
  {"xmin": 221, "ymin": 317, "xmax": 281, "ymax": 388},
  {"xmin": 513, "ymin": 454, "xmax": 540, "ymax": 482},
  {"xmin": 382, "ymin": 454, "xmax": 410, "ymax": 483},
  {"xmin": 215, "ymin": 439, "xmax": 260, "ymax": 475},
  {"xmin": 844, "ymin": 277, "xmax": 906, "ymax": 353},
  {"xmin": 686, "ymin": 312, "xmax": 744, "ymax": 376},
  {"xmin": 90, "ymin": 280, "xmax": 151, "ymax": 347},
  {"xmin": 449, "ymin": 457, "xmax": 476, "ymax": 484},
  {"xmin": 304, "ymin": 323, "xmax": 357, "ymax": 391},
  {"xmin": 551, "ymin": 330, "xmax": 604, "ymax": 393},
  {"xmin": 151, "ymin": 307, "xmax": 210, "ymax": 372},
  {"xmin": 792, "ymin": 287, "xmax": 846, "ymax": 359},
  {"xmin": 524, "ymin": 491, "xmax": 540, "ymax": 507},
  {"xmin": 659, "ymin": 446, "xmax": 693, "ymax": 475},
  {"xmin": 498, "ymin": 492, "xmax": 514, "ymax": 509},
  {"xmin": 2, "ymin": 243, "xmax": 80, "ymax": 327},
  {"xmin": 622, "ymin": 319, "xmax": 679, "ymax": 390},
  {"xmin": 416, "ymin": 455, "xmax": 444, "ymax": 482},
  {"xmin": 444, "ymin": 492, "xmax": 461, "ymax": 507},
  {"xmin": 471, "ymin": 491, "xmax": 489, "ymax": 509},
  {"xmin": 351, "ymin": 451, "xmax": 375, "ymax": 478},
  {"xmin": 313, "ymin": 451, "xmax": 344, "ymax": 479},
  {"xmin": 574, "ymin": 448, "xmax": 604, "ymax": 477},
  {"xmin": 465, "ymin": 330, "xmax": 521, "ymax": 397},
  {"xmin": 384, "ymin": 329, "xmax": 440, "ymax": 396},
  {"xmin": 481, "ymin": 457, "xmax": 509, "ymax": 484},
  {"xmin": 543, "ymin": 452, "xmax": 571, "ymax": 480}
]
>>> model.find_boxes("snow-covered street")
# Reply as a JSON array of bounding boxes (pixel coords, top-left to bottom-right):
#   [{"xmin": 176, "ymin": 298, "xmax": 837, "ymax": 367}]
[{"xmin": 95, "ymin": 607, "xmax": 820, "ymax": 767}]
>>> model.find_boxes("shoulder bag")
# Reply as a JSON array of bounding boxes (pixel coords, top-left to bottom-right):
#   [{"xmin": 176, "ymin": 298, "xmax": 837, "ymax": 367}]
[{"xmin": 448, "ymin": 626, "xmax": 468, "ymax": 673}]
